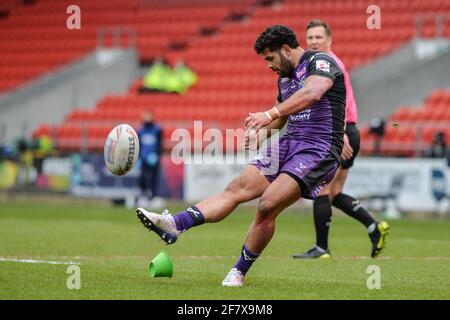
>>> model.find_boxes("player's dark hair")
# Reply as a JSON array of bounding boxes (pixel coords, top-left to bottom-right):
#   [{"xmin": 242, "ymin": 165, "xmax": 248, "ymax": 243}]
[
  {"xmin": 254, "ymin": 25, "xmax": 299, "ymax": 54},
  {"xmin": 306, "ymin": 20, "xmax": 332, "ymax": 37}
]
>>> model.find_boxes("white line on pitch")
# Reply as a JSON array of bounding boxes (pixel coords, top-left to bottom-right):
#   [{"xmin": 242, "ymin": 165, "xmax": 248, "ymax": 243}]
[{"xmin": 0, "ymin": 257, "xmax": 81, "ymax": 265}]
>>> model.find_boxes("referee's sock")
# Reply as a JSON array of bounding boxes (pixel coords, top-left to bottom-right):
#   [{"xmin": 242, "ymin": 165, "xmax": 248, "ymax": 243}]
[
  {"xmin": 313, "ymin": 195, "xmax": 332, "ymax": 251},
  {"xmin": 173, "ymin": 206, "xmax": 205, "ymax": 232},
  {"xmin": 332, "ymin": 193, "xmax": 375, "ymax": 228}
]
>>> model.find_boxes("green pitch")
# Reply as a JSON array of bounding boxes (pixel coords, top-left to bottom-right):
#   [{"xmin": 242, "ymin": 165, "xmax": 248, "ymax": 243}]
[{"xmin": 0, "ymin": 201, "xmax": 449, "ymax": 299}]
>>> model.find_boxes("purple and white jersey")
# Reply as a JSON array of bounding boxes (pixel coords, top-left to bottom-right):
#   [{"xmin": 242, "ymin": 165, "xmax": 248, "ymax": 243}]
[{"xmin": 277, "ymin": 51, "xmax": 346, "ymax": 160}]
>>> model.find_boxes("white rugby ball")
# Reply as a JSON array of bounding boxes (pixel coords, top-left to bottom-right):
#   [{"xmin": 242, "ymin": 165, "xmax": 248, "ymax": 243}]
[{"xmin": 104, "ymin": 124, "xmax": 140, "ymax": 176}]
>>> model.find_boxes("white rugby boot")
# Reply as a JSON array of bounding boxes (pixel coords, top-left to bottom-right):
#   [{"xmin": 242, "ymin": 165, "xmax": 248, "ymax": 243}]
[
  {"xmin": 136, "ymin": 208, "xmax": 180, "ymax": 244},
  {"xmin": 222, "ymin": 268, "xmax": 245, "ymax": 287}
]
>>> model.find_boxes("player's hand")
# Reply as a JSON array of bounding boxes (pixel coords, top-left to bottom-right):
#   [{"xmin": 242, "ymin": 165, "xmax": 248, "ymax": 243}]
[
  {"xmin": 243, "ymin": 128, "xmax": 258, "ymax": 151},
  {"xmin": 341, "ymin": 133, "xmax": 353, "ymax": 160},
  {"xmin": 244, "ymin": 112, "xmax": 272, "ymax": 131}
]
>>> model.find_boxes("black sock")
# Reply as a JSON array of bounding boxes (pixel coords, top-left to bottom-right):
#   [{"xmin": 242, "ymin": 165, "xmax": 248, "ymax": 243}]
[
  {"xmin": 313, "ymin": 195, "xmax": 332, "ymax": 250},
  {"xmin": 332, "ymin": 193, "xmax": 375, "ymax": 228}
]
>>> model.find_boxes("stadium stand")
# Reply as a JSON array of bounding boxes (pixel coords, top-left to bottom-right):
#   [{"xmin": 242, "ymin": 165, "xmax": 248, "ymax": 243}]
[
  {"xmin": 360, "ymin": 88, "xmax": 450, "ymax": 157},
  {"xmin": 0, "ymin": 0, "xmax": 247, "ymax": 92},
  {"xmin": 5, "ymin": 0, "xmax": 446, "ymax": 153}
]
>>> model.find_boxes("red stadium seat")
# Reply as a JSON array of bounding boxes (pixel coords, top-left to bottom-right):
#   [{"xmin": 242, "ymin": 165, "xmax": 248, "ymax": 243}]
[
  {"xmin": 21, "ymin": 0, "xmax": 450, "ymax": 154},
  {"xmin": 32, "ymin": 124, "xmax": 53, "ymax": 139}
]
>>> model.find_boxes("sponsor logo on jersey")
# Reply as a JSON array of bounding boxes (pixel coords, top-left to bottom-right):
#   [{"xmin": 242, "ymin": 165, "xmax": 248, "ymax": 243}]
[
  {"xmin": 316, "ymin": 60, "xmax": 330, "ymax": 72},
  {"xmin": 289, "ymin": 109, "xmax": 311, "ymax": 121},
  {"xmin": 296, "ymin": 66, "xmax": 306, "ymax": 78}
]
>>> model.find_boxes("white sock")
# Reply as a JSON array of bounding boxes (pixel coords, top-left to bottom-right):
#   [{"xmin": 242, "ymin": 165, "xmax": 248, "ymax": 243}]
[{"xmin": 368, "ymin": 222, "xmax": 377, "ymax": 234}]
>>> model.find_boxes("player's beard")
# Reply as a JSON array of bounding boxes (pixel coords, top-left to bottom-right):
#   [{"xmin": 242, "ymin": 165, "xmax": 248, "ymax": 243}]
[{"xmin": 279, "ymin": 52, "xmax": 294, "ymax": 78}]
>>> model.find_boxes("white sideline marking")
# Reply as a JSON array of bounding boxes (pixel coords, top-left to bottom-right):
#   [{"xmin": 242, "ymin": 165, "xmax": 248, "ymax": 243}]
[{"xmin": 0, "ymin": 257, "xmax": 81, "ymax": 265}]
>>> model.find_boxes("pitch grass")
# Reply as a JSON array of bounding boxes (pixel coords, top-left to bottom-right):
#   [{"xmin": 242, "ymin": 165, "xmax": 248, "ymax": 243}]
[{"xmin": 0, "ymin": 201, "xmax": 449, "ymax": 300}]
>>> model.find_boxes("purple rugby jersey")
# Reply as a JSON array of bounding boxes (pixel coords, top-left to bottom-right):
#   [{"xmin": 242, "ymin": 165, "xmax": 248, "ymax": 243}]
[
  {"xmin": 251, "ymin": 50, "xmax": 346, "ymax": 199},
  {"xmin": 277, "ymin": 50, "xmax": 346, "ymax": 160}
]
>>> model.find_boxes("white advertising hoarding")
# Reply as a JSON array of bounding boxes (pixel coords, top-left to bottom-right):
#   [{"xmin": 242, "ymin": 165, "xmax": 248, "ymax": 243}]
[
  {"xmin": 184, "ymin": 155, "xmax": 450, "ymax": 213},
  {"xmin": 344, "ymin": 157, "xmax": 450, "ymax": 212}
]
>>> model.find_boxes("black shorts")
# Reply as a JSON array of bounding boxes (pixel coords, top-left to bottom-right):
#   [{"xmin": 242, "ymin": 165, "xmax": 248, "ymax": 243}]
[{"xmin": 341, "ymin": 123, "xmax": 360, "ymax": 169}]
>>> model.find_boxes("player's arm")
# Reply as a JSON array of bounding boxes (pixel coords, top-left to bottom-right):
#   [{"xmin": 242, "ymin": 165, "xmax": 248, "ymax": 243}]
[
  {"xmin": 276, "ymin": 75, "xmax": 332, "ymax": 116},
  {"xmin": 262, "ymin": 100, "xmax": 288, "ymax": 131},
  {"xmin": 257, "ymin": 101, "xmax": 288, "ymax": 141},
  {"xmin": 260, "ymin": 79, "xmax": 288, "ymax": 132},
  {"xmin": 266, "ymin": 82, "xmax": 288, "ymax": 132},
  {"xmin": 245, "ymin": 75, "xmax": 332, "ymax": 130},
  {"xmin": 245, "ymin": 53, "xmax": 341, "ymax": 131},
  {"xmin": 341, "ymin": 132, "xmax": 353, "ymax": 160}
]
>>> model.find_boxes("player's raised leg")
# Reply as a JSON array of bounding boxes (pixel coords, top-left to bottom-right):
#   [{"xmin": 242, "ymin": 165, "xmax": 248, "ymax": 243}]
[
  {"xmin": 136, "ymin": 165, "xmax": 270, "ymax": 244},
  {"xmin": 222, "ymin": 173, "xmax": 301, "ymax": 286}
]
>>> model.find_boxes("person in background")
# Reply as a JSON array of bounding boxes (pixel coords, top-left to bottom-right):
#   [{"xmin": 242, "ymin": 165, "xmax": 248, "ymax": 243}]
[
  {"xmin": 140, "ymin": 58, "xmax": 198, "ymax": 94},
  {"xmin": 426, "ymin": 131, "xmax": 447, "ymax": 158},
  {"xmin": 141, "ymin": 57, "xmax": 171, "ymax": 93},
  {"xmin": 138, "ymin": 111, "xmax": 162, "ymax": 204},
  {"xmin": 174, "ymin": 60, "xmax": 198, "ymax": 94},
  {"xmin": 292, "ymin": 20, "xmax": 390, "ymax": 259}
]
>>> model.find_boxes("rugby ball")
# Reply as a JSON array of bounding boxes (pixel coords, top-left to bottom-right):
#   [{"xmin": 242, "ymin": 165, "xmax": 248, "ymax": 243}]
[{"xmin": 104, "ymin": 124, "xmax": 140, "ymax": 176}]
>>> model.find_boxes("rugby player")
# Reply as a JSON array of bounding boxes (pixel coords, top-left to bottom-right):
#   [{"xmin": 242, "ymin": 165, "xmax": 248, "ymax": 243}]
[{"xmin": 136, "ymin": 25, "xmax": 346, "ymax": 286}]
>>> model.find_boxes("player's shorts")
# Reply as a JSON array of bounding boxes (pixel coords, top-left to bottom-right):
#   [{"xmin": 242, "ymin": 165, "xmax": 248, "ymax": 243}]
[
  {"xmin": 341, "ymin": 123, "xmax": 360, "ymax": 169},
  {"xmin": 250, "ymin": 135, "xmax": 339, "ymax": 200}
]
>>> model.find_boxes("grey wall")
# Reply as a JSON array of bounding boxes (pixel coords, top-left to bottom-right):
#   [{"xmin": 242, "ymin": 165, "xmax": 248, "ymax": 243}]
[
  {"xmin": 0, "ymin": 48, "xmax": 139, "ymax": 144},
  {"xmin": 351, "ymin": 39, "xmax": 450, "ymax": 123}
]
